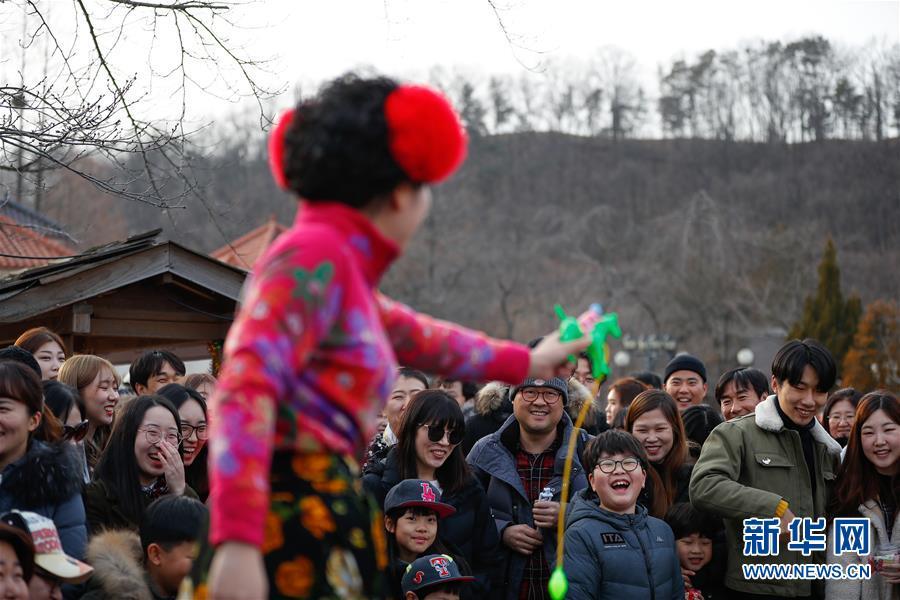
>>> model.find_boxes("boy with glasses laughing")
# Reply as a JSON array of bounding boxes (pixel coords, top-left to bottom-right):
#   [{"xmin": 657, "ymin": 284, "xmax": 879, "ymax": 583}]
[{"xmin": 563, "ymin": 430, "xmax": 683, "ymax": 600}]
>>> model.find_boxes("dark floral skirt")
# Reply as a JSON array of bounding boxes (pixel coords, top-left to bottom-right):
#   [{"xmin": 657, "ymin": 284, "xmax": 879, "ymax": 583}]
[{"xmin": 190, "ymin": 452, "xmax": 387, "ymax": 600}]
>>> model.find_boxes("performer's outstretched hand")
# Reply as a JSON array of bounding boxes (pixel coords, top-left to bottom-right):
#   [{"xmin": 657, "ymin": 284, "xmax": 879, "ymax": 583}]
[
  {"xmin": 528, "ymin": 331, "xmax": 592, "ymax": 379},
  {"xmin": 208, "ymin": 542, "xmax": 267, "ymax": 600}
]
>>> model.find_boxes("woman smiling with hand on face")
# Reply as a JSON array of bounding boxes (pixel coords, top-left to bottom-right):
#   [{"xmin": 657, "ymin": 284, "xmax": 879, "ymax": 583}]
[
  {"xmin": 364, "ymin": 390, "xmax": 502, "ymax": 598},
  {"xmin": 157, "ymin": 384, "xmax": 210, "ymax": 502},
  {"xmin": 83, "ymin": 395, "xmax": 198, "ymax": 535},
  {"xmin": 626, "ymin": 389, "xmax": 692, "ymax": 517}
]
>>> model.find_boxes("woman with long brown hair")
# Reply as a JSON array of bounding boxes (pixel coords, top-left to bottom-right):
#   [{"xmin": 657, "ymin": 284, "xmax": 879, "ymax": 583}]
[
  {"xmin": 626, "ymin": 389, "xmax": 691, "ymax": 517},
  {"xmin": 827, "ymin": 391, "xmax": 900, "ymax": 599},
  {"xmin": 58, "ymin": 355, "xmax": 120, "ymax": 472}
]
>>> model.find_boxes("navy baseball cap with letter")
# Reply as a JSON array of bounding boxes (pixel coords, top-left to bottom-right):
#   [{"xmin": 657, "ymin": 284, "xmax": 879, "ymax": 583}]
[
  {"xmin": 401, "ymin": 554, "xmax": 475, "ymax": 595},
  {"xmin": 384, "ymin": 479, "xmax": 456, "ymax": 519}
]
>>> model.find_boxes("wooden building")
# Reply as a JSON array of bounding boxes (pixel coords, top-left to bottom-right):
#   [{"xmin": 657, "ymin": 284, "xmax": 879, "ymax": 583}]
[{"xmin": 0, "ymin": 230, "xmax": 247, "ymax": 363}]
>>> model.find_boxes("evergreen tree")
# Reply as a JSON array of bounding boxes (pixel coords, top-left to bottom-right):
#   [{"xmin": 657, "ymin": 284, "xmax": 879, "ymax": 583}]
[
  {"xmin": 842, "ymin": 300, "xmax": 899, "ymax": 390},
  {"xmin": 788, "ymin": 238, "xmax": 862, "ymax": 368}
]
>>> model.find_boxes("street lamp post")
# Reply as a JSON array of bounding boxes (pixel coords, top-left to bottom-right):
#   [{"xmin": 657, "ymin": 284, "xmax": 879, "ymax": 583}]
[{"xmin": 621, "ymin": 334, "xmax": 678, "ymax": 372}]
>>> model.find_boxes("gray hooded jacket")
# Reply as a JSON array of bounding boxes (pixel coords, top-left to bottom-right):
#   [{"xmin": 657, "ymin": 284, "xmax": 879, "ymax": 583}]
[{"xmin": 563, "ymin": 488, "xmax": 684, "ymax": 600}]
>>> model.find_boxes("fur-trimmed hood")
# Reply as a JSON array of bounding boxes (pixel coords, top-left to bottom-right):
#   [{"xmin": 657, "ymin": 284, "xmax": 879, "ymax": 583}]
[
  {"xmin": 0, "ymin": 440, "xmax": 84, "ymax": 508},
  {"xmin": 84, "ymin": 529, "xmax": 153, "ymax": 600},
  {"xmin": 473, "ymin": 381, "xmax": 511, "ymax": 417},
  {"xmin": 473, "ymin": 378, "xmax": 601, "ymax": 425},
  {"xmin": 565, "ymin": 377, "xmax": 601, "ymax": 426},
  {"xmin": 755, "ymin": 395, "xmax": 842, "ymax": 455}
]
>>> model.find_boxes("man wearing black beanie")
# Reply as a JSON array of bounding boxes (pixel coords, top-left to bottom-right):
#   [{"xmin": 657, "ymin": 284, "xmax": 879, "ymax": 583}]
[{"xmin": 663, "ymin": 353, "xmax": 708, "ymax": 412}]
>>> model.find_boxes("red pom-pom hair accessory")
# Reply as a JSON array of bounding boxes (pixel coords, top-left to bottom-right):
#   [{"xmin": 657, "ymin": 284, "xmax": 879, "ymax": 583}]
[
  {"xmin": 268, "ymin": 109, "xmax": 295, "ymax": 190},
  {"xmin": 384, "ymin": 85, "xmax": 468, "ymax": 184}
]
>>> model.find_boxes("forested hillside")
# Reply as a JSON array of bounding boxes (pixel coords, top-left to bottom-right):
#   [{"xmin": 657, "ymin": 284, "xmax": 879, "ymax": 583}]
[{"xmin": 18, "ymin": 35, "xmax": 900, "ymax": 374}]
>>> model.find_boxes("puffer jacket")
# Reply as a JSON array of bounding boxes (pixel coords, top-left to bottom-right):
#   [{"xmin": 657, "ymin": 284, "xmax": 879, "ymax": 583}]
[
  {"xmin": 467, "ymin": 413, "xmax": 590, "ymax": 600},
  {"xmin": 689, "ymin": 395, "xmax": 842, "ymax": 597},
  {"xmin": 826, "ymin": 500, "xmax": 900, "ymax": 600},
  {"xmin": 563, "ymin": 488, "xmax": 684, "ymax": 600},
  {"xmin": 0, "ymin": 440, "xmax": 87, "ymax": 559},
  {"xmin": 362, "ymin": 448, "xmax": 503, "ymax": 598},
  {"xmin": 80, "ymin": 529, "xmax": 171, "ymax": 600}
]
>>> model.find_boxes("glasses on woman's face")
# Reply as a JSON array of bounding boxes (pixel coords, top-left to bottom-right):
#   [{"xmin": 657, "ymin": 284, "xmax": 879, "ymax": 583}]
[
  {"xmin": 520, "ymin": 389, "xmax": 562, "ymax": 405},
  {"xmin": 180, "ymin": 423, "xmax": 209, "ymax": 441},
  {"xmin": 138, "ymin": 426, "xmax": 182, "ymax": 447},
  {"xmin": 420, "ymin": 423, "xmax": 462, "ymax": 445},
  {"xmin": 63, "ymin": 420, "xmax": 90, "ymax": 443},
  {"xmin": 595, "ymin": 457, "xmax": 641, "ymax": 474}
]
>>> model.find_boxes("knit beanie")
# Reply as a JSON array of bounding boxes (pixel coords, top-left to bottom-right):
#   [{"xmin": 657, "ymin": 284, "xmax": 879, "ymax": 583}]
[{"xmin": 664, "ymin": 354, "xmax": 707, "ymax": 383}]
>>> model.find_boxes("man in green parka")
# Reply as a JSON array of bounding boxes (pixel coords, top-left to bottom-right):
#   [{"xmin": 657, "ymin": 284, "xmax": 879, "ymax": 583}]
[{"xmin": 690, "ymin": 339, "xmax": 841, "ymax": 599}]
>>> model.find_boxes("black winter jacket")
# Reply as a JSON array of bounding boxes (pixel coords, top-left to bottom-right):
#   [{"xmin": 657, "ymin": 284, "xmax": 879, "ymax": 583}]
[{"xmin": 0, "ymin": 440, "xmax": 87, "ymax": 559}]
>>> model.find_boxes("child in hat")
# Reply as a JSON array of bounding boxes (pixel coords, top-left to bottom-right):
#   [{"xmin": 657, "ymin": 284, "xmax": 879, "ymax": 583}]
[
  {"xmin": 1, "ymin": 510, "xmax": 93, "ymax": 600},
  {"xmin": 401, "ymin": 553, "xmax": 474, "ymax": 600},
  {"xmin": 384, "ymin": 479, "xmax": 457, "ymax": 599}
]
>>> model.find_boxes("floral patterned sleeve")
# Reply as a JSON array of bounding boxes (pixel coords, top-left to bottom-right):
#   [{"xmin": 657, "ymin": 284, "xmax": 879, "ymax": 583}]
[
  {"xmin": 208, "ymin": 246, "xmax": 342, "ymax": 546},
  {"xmin": 376, "ymin": 292, "xmax": 530, "ymax": 385}
]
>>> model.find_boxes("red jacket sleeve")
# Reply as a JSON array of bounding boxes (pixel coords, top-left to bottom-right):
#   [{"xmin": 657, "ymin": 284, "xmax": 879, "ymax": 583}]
[{"xmin": 376, "ymin": 292, "xmax": 530, "ymax": 385}]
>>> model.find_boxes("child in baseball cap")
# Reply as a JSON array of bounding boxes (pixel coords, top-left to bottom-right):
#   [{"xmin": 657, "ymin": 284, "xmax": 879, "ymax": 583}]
[
  {"xmin": 401, "ymin": 554, "xmax": 474, "ymax": 600},
  {"xmin": 384, "ymin": 479, "xmax": 456, "ymax": 599},
  {"xmin": 1, "ymin": 510, "xmax": 92, "ymax": 600}
]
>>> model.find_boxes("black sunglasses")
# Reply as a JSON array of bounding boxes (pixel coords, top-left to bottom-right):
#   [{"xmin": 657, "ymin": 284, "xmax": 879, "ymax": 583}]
[
  {"xmin": 63, "ymin": 419, "xmax": 90, "ymax": 443},
  {"xmin": 421, "ymin": 423, "xmax": 462, "ymax": 445}
]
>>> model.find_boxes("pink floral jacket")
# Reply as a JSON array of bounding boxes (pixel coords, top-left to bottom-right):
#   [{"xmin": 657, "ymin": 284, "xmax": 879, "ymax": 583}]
[{"xmin": 208, "ymin": 202, "xmax": 530, "ymax": 546}]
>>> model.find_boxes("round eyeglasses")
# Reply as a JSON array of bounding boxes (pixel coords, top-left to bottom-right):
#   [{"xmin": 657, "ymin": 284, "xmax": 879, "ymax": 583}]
[
  {"xmin": 595, "ymin": 458, "xmax": 641, "ymax": 474},
  {"xmin": 520, "ymin": 389, "xmax": 562, "ymax": 404},
  {"xmin": 138, "ymin": 426, "xmax": 182, "ymax": 446},
  {"xmin": 180, "ymin": 423, "xmax": 209, "ymax": 441}
]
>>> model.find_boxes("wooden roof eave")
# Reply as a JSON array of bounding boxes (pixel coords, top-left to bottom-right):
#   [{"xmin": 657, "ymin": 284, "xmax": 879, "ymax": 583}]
[{"xmin": 0, "ymin": 242, "xmax": 246, "ymax": 323}]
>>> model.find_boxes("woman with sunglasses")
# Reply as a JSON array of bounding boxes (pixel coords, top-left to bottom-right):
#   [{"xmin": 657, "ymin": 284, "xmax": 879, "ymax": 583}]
[
  {"xmin": 364, "ymin": 390, "xmax": 502, "ymax": 598},
  {"xmin": 0, "ymin": 361, "xmax": 87, "ymax": 560},
  {"xmin": 157, "ymin": 383, "xmax": 210, "ymax": 502},
  {"xmin": 43, "ymin": 380, "xmax": 91, "ymax": 484},
  {"xmin": 83, "ymin": 395, "xmax": 198, "ymax": 535}
]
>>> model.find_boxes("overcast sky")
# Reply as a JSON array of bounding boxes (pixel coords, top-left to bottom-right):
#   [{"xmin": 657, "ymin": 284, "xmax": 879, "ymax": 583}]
[
  {"xmin": 253, "ymin": 0, "xmax": 899, "ymax": 79},
  {"xmin": 3, "ymin": 0, "xmax": 897, "ymax": 122}
]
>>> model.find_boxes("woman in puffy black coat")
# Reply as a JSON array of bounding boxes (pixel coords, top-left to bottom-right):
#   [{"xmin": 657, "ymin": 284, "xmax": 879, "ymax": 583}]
[
  {"xmin": 0, "ymin": 360, "xmax": 87, "ymax": 559},
  {"xmin": 363, "ymin": 390, "xmax": 502, "ymax": 599}
]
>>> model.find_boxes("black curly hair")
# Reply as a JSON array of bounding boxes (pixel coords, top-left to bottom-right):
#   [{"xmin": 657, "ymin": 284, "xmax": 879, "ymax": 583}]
[{"xmin": 282, "ymin": 73, "xmax": 410, "ymax": 207}]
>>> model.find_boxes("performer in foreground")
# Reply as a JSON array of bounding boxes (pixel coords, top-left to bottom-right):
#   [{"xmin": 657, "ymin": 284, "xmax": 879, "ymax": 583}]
[{"xmin": 203, "ymin": 74, "xmax": 591, "ymax": 600}]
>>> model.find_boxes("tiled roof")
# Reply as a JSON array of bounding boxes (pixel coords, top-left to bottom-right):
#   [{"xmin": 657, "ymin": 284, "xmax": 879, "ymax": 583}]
[
  {"xmin": 0, "ymin": 215, "xmax": 77, "ymax": 271},
  {"xmin": 0, "ymin": 196, "xmax": 75, "ymax": 244},
  {"xmin": 211, "ymin": 215, "xmax": 287, "ymax": 270}
]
